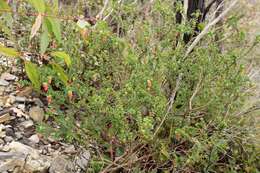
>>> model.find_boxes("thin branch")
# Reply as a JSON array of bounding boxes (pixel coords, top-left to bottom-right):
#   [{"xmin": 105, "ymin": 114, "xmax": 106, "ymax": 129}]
[
  {"xmin": 153, "ymin": 73, "xmax": 183, "ymax": 137},
  {"xmin": 189, "ymin": 71, "xmax": 203, "ymax": 110},
  {"xmin": 184, "ymin": 0, "xmax": 239, "ymax": 58},
  {"xmin": 97, "ymin": 0, "xmax": 110, "ymax": 19}
]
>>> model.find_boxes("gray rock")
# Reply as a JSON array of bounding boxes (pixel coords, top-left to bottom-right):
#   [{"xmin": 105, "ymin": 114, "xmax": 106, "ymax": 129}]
[
  {"xmin": 5, "ymin": 127, "xmax": 14, "ymax": 137},
  {"xmin": 4, "ymin": 136, "xmax": 13, "ymax": 143},
  {"xmin": 0, "ymin": 79, "xmax": 9, "ymax": 86},
  {"xmin": 33, "ymin": 98, "xmax": 44, "ymax": 107},
  {"xmin": 0, "ymin": 72, "xmax": 17, "ymax": 81},
  {"xmin": 15, "ymin": 96, "xmax": 26, "ymax": 102},
  {"xmin": 14, "ymin": 132, "xmax": 23, "ymax": 140},
  {"xmin": 29, "ymin": 106, "xmax": 44, "ymax": 122},
  {"xmin": 20, "ymin": 120, "xmax": 34, "ymax": 128},
  {"xmin": 0, "ymin": 141, "xmax": 51, "ymax": 173},
  {"xmin": 49, "ymin": 155, "xmax": 74, "ymax": 173},
  {"xmin": 0, "ymin": 138, "xmax": 4, "ymax": 145},
  {"xmin": 63, "ymin": 145, "xmax": 76, "ymax": 154},
  {"xmin": 74, "ymin": 150, "xmax": 91, "ymax": 171},
  {"xmin": 28, "ymin": 134, "xmax": 40, "ymax": 144}
]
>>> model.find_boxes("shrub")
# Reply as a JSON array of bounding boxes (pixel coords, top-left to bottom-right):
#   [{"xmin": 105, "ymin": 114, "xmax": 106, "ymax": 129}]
[{"xmin": 0, "ymin": 0, "xmax": 259, "ymax": 172}]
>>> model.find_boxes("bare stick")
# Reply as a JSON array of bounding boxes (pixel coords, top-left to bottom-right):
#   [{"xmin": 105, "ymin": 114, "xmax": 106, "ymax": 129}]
[
  {"xmin": 189, "ymin": 71, "xmax": 203, "ymax": 110},
  {"xmin": 153, "ymin": 73, "xmax": 183, "ymax": 137},
  {"xmin": 97, "ymin": 0, "xmax": 110, "ymax": 19},
  {"xmin": 184, "ymin": 0, "xmax": 238, "ymax": 58}
]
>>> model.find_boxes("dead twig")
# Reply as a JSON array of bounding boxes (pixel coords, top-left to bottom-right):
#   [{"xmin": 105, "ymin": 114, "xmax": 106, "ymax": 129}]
[
  {"xmin": 184, "ymin": 0, "xmax": 239, "ymax": 58},
  {"xmin": 153, "ymin": 73, "xmax": 183, "ymax": 137},
  {"xmin": 189, "ymin": 71, "xmax": 203, "ymax": 110}
]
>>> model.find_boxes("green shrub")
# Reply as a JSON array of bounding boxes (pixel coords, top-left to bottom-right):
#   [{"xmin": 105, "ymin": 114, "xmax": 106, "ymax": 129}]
[{"xmin": 0, "ymin": 0, "xmax": 259, "ymax": 172}]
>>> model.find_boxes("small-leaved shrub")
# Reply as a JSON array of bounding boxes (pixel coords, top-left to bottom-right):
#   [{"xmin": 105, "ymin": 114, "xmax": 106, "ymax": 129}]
[{"xmin": 0, "ymin": 0, "xmax": 259, "ymax": 172}]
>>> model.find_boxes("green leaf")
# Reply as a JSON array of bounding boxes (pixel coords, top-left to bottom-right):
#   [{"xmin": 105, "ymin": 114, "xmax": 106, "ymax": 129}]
[
  {"xmin": 28, "ymin": 0, "xmax": 45, "ymax": 13},
  {"xmin": 40, "ymin": 30, "xmax": 49, "ymax": 54},
  {"xmin": 51, "ymin": 51, "xmax": 72, "ymax": 67},
  {"xmin": 52, "ymin": 63, "xmax": 69, "ymax": 85},
  {"xmin": 25, "ymin": 61, "xmax": 40, "ymax": 90},
  {"xmin": 0, "ymin": 44, "xmax": 19, "ymax": 57},
  {"xmin": 47, "ymin": 18, "xmax": 62, "ymax": 43},
  {"xmin": 0, "ymin": 0, "xmax": 10, "ymax": 9}
]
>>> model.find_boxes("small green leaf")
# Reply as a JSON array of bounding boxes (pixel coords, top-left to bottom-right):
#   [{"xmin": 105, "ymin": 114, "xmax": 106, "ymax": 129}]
[
  {"xmin": 0, "ymin": 0, "xmax": 10, "ymax": 14},
  {"xmin": 0, "ymin": 44, "xmax": 19, "ymax": 57},
  {"xmin": 52, "ymin": 63, "xmax": 69, "ymax": 85},
  {"xmin": 28, "ymin": 0, "xmax": 45, "ymax": 13},
  {"xmin": 51, "ymin": 51, "xmax": 72, "ymax": 67},
  {"xmin": 40, "ymin": 30, "xmax": 49, "ymax": 54},
  {"xmin": 25, "ymin": 61, "xmax": 40, "ymax": 90},
  {"xmin": 47, "ymin": 18, "xmax": 62, "ymax": 43}
]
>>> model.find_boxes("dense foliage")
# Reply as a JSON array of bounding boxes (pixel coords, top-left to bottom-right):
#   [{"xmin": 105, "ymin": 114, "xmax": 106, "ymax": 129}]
[{"xmin": 0, "ymin": 0, "xmax": 259, "ymax": 172}]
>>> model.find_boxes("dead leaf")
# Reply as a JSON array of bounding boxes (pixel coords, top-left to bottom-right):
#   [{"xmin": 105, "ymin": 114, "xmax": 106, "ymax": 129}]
[
  {"xmin": 30, "ymin": 14, "xmax": 43, "ymax": 39},
  {"xmin": 0, "ymin": 113, "xmax": 11, "ymax": 123},
  {"xmin": 16, "ymin": 86, "xmax": 33, "ymax": 97}
]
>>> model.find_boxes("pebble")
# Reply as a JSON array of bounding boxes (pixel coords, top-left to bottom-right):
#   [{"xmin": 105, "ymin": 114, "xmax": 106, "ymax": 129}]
[
  {"xmin": 5, "ymin": 127, "xmax": 15, "ymax": 137},
  {"xmin": 0, "ymin": 138, "xmax": 4, "ymax": 144},
  {"xmin": 15, "ymin": 96, "xmax": 26, "ymax": 103},
  {"xmin": 4, "ymin": 136, "xmax": 13, "ymax": 143},
  {"xmin": 20, "ymin": 120, "xmax": 34, "ymax": 128},
  {"xmin": 0, "ymin": 72, "xmax": 17, "ymax": 81},
  {"xmin": 0, "ymin": 79, "xmax": 9, "ymax": 86},
  {"xmin": 29, "ymin": 106, "xmax": 44, "ymax": 122},
  {"xmin": 15, "ymin": 132, "xmax": 23, "ymax": 140},
  {"xmin": 29, "ymin": 134, "xmax": 40, "ymax": 144},
  {"xmin": 64, "ymin": 145, "xmax": 76, "ymax": 154}
]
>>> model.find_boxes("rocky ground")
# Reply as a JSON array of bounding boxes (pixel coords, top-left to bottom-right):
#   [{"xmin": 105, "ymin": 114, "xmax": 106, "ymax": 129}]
[{"xmin": 0, "ymin": 59, "xmax": 90, "ymax": 173}]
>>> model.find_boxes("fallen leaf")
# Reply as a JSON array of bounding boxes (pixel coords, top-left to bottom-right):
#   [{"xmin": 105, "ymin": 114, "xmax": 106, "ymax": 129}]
[{"xmin": 30, "ymin": 14, "xmax": 43, "ymax": 39}]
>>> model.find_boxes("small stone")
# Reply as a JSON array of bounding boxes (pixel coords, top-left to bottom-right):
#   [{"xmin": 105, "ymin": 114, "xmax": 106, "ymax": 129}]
[
  {"xmin": 63, "ymin": 145, "xmax": 76, "ymax": 154},
  {"xmin": 33, "ymin": 98, "xmax": 44, "ymax": 107},
  {"xmin": 29, "ymin": 134, "xmax": 40, "ymax": 144},
  {"xmin": 20, "ymin": 120, "xmax": 34, "ymax": 128},
  {"xmin": 49, "ymin": 155, "xmax": 74, "ymax": 173},
  {"xmin": 0, "ymin": 79, "xmax": 9, "ymax": 86},
  {"xmin": 75, "ymin": 150, "xmax": 91, "ymax": 171},
  {"xmin": 29, "ymin": 106, "xmax": 44, "ymax": 122},
  {"xmin": 5, "ymin": 127, "xmax": 15, "ymax": 137},
  {"xmin": 4, "ymin": 136, "xmax": 13, "ymax": 143},
  {"xmin": 0, "ymin": 72, "xmax": 17, "ymax": 81},
  {"xmin": 15, "ymin": 132, "xmax": 23, "ymax": 140},
  {"xmin": 15, "ymin": 96, "xmax": 26, "ymax": 102},
  {"xmin": 17, "ymin": 104, "xmax": 25, "ymax": 110},
  {"xmin": 0, "ymin": 138, "xmax": 4, "ymax": 144}
]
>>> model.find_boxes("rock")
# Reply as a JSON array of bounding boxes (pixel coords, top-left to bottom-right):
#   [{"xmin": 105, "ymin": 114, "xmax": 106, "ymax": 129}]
[
  {"xmin": 33, "ymin": 98, "xmax": 44, "ymax": 107},
  {"xmin": 15, "ymin": 132, "xmax": 23, "ymax": 140},
  {"xmin": 29, "ymin": 106, "xmax": 44, "ymax": 122},
  {"xmin": 4, "ymin": 136, "xmax": 13, "ymax": 143},
  {"xmin": 49, "ymin": 155, "xmax": 74, "ymax": 173},
  {"xmin": 74, "ymin": 150, "xmax": 91, "ymax": 171},
  {"xmin": 29, "ymin": 134, "xmax": 40, "ymax": 144},
  {"xmin": 0, "ymin": 79, "xmax": 9, "ymax": 86},
  {"xmin": 17, "ymin": 104, "xmax": 25, "ymax": 110},
  {"xmin": 20, "ymin": 120, "xmax": 34, "ymax": 128},
  {"xmin": 0, "ymin": 72, "xmax": 17, "ymax": 81},
  {"xmin": 0, "ymin": 138, "xmax": 4, "ymax": 144},
  {"xmin": 15, "ymin": 96, "xmax": 26, "ymax": 102},
  {"xmin": 5, "ymin": 127, "xmax": 15, "ymax": 137},
  {"xmin": 63, "ymin": 145, "xmax": 76, "ymax": 154},
  {"xmin": 0, "ymin": 141, "xmax": 51, "ymax": 173},
  {"xmin": 11, "ymin": 107, "xmax": 28, "ymax": 118}
]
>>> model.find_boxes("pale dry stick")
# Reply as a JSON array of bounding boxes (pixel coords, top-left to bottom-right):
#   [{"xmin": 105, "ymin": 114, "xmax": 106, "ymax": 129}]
[
  {"xmin": 103, "ymin": 0, "xmax": 122, "ymax": 21},
  {"xmin": 189, "ymin": 71, "xmax": 203, "ymax": 110},
  {"xmin": 97, "ymin": 0, "xmax": 110, "ymax": 19},
  {"xmin": 184, "ymin": 0, "xmax": 239, "ymax": 59},
  {"xmin": 153, "ymin": 73, "xmax": 183, "ymax": 137}
]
